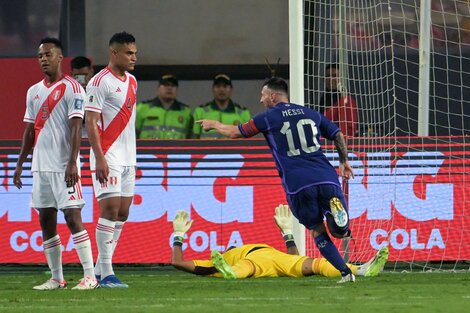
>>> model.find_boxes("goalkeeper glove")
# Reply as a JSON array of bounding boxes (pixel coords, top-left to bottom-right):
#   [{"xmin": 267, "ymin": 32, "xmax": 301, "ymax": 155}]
[
  {"xmin": 173, "ymin": 210, "xmax": 193, "ymax": 246},
  {"xmin": 274, "ymin": 204, "xmax": 296, "ymax": 249},
  {"xmin": 274, "ymin": 204, "xmax": 293, "ymax": 235}
]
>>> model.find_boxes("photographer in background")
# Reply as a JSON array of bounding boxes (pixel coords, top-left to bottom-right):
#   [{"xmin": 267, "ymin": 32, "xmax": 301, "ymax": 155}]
[
  {"xmin": 71, "ymin": 56, "xmax": 94, "ymax": 90},
  {"xmin": 71, "ymin": 56, "xmax": 94, "ymax": 138}
]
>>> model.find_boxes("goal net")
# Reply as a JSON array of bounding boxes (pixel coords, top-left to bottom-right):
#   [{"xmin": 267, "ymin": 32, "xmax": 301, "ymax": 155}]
[{"xmin": 296, "ymin": 0, "xmax": 470, "ymax": 270}]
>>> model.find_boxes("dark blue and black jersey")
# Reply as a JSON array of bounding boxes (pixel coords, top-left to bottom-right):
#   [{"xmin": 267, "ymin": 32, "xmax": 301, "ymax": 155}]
[{"xmin": 239, "ymin": 102, "xmax": 341, "ymax": 194}]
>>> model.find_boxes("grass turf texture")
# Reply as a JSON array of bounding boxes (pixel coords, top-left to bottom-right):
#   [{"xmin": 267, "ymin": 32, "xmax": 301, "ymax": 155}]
[{"xmin": 0, "ymin": 267, "xmax": 469, "ymax": 313}]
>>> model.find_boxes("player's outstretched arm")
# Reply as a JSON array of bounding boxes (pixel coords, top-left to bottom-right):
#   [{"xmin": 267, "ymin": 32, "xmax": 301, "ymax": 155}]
[
  {"xmin": 333, "ymin": 131, "xmax": 354, "ymax": 180},
  {"xmin": 274, "ymin": 204, "xmax": 299, "ymax": 255},
  {"xmin": 196, "ymin": 119, "xmax": 243, "ymax": 139},
  {"xmin": 171, "ymin": 210, "xmax": 197, "ymax": 273},
  {"xmin": 14, "ymin": 123, "xmax": 35, "ymax": 189}
]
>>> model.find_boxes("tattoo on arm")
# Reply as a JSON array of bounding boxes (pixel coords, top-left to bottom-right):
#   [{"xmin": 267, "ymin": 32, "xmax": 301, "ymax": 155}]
[{"xmin": 334, "ymin": 132, "xmax": 348, "ymax": 163}]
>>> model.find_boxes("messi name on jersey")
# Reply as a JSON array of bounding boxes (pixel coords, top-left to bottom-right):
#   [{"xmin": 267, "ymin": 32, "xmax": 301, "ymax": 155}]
[{"xmin": 281, "ymin": 108, "xmax": 305, "ymax": 117}]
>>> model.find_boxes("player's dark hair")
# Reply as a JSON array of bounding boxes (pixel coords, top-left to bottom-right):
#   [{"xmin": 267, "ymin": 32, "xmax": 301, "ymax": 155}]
[
  {"xmin": 263, "ymin": 77, "xmax": 288, "ymax": 94},
  {"xmin": 70, "ymin": 56, "xmax": 92, "ymax": 69},
  {"xmin": 109, "ymin": 31, "xmax": 136, "ymax": 46},
  {"xmin": 40, "ymin": 37, "xmax": 63, "ymax": 51}
]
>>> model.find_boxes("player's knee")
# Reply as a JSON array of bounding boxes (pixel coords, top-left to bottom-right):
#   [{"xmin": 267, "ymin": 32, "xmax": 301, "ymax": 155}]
[
  {"xmin": 117, "ymin": 212, "xmax": 129, "ymax": 222},
  {"xmin": 63, "ymin": 208, "xmax": 83, "ymax": 232}
]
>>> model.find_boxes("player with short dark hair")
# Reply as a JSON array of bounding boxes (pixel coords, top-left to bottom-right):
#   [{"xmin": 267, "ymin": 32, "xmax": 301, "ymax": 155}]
[
  {"xmin": 198, "ymin": 77, "xmax": 356, "ymax": 283},
  {"xmin": 85, "ymin": 31, "xmax": 138, "ymax": 288},
  {"xmin": 40, "ymin": 37, "xmax": 63, "ymax": 50},
  {"xmin": 108, "ymin": 31, "xmax": 136, "ymax": 46},
  {"xmin": 170, "ymin": 206, "xmax": 388, "ymax": 279},
  {"xmin": 14, "ymin": 37, "xmax": 98, "ymax": 290}
]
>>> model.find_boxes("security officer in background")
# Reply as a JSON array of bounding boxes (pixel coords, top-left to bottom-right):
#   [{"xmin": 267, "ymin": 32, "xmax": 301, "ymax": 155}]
[
  {"xmin": 193, "ymin": 74, "xmax": 250, "ymax": 139},
  {"xmin": 136, "ymin": 75, "xmax": 193, "ymax": 139}
]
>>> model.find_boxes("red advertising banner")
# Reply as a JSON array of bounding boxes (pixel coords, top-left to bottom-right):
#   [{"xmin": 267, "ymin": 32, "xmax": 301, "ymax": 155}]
[
  {"xmin": 0, "ymin": 58, "xmax": 75, "ymax": 140},
  {"xmin": 0, "ymin": 137, "xmax": 469, "ymax": 263}
]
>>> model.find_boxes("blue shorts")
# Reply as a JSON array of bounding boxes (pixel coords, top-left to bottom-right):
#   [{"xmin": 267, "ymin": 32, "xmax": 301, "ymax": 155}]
[{"xmin": 286, "ymin": 184, "xmax": 349, "ymax": 231}]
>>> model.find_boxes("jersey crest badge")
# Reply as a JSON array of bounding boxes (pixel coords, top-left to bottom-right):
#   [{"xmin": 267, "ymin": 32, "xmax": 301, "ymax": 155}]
[{"xmin": 53, "ymin": 90, "xmax": 61, "ymax": 101}]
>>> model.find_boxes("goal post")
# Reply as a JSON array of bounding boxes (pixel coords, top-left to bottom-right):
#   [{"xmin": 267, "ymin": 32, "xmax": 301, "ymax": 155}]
[
  {"xmin": 288, "ymin": 0, "xmax": 306, "ymax": 255},
  {"xmin": 291, "ymin": 0, "xmax": 470, "ymax": 269}
]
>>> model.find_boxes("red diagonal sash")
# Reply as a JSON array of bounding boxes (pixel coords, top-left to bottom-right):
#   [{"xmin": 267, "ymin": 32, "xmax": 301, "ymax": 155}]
[
  {"xmin": 101, "ymin": 76, "xmax": 137, "ymax": 154},
  {"xmin": 34, "ymin": 83, "xmax": 66, "ymax": 144}
]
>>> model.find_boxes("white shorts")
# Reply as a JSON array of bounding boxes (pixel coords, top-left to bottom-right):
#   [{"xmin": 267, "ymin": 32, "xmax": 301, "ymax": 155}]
[
  {"xmin": 30, "ymin": 171, "xmax": 85, "ymax": 210},
  {"xmin": 91, "ymin": 165, "xmax": 135, "ymax": 200}
]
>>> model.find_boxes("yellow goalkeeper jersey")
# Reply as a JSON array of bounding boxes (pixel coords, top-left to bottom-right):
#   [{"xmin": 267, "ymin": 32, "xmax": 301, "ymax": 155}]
[{"xmin": 193, "ymin": 244, "xmax": 308, "ymax": 278}]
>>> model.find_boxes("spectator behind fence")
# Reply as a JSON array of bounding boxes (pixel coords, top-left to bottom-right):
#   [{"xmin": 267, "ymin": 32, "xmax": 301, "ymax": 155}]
[
  {"xmin": 192, "ymin": 74, "xmax": 250, "ymax": 139},
  {"xmin": 318, "ymin": 64, "xmax": 358, "ymax": 138},
  {"xmin": 136, "ymin": 75, "xmax": 193, "ymax": 139}
]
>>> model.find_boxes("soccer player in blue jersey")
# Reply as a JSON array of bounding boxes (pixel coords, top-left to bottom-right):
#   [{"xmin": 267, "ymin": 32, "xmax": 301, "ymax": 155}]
[{"xmin": 198, "ymin": 77, "xmax": 356, "ymax": 283}]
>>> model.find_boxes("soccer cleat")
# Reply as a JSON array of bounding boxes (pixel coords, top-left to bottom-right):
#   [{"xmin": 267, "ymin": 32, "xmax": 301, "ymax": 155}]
[
  {"xmin": 363, "ymin": 246, "xmax": 389, "ymax": 277},
  {"xmin": 211, "ymin": 250, "xmax": 237, "ymax": 279},
  {"xmin": 99, "ymin": 275, "xmax": 128, "ymax": 288},
  {"xmin": 33, "ymin": 279, "xmax": 67, "ymax": 290},
  {"xmin": 337, "ymin": 273, "xmax": 355, "ymax": 284},
  {"xmin": 330, "ymin": 197, "xmax": 348, "ymax": 228},
  {"xmin": 72, "ymin": 276, "xmax": 100, "ymax": 290}
]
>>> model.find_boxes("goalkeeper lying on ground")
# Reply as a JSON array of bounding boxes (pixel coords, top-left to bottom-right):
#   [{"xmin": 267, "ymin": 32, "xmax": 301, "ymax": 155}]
[{"xmin": 171, "ymin": 205, "xmax": 388, "ymax": 281}]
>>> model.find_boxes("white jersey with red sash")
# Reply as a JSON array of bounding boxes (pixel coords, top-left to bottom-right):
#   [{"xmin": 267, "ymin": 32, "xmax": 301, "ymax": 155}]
[
  {"xmin": 85, "ymin": 67, "xmax": 137, "ymax": 168},
  {"xmin": 24, "ymin": 75, "xmax": 85, "ymax": 172}
]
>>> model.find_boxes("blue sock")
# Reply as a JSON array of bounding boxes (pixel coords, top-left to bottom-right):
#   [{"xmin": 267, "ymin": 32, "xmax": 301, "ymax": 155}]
[{"xmin": 314, "ymin": 233, "xmax": 351, "ymax": 276}]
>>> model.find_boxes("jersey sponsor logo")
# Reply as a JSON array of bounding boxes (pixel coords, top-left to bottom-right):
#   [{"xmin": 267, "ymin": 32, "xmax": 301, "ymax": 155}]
[
  {"xmin": 74, "ymin": 99, "xmax": 83, "ymax": 110},
  {"xmin": 89, "ymin": 95, "xmax": 94, "ymax": 103},
  {"xmin": 68, "ymin": 194, "xmax": 76, "ymax": 201},
  {"xmin": 178, "ymin": 116, "xmax": 184, "ymax": 124},
  {"xmin": 116, "ymin": 87, "xmax": 122, "ymax": 92},
  {"xmin": 34, "ymin": 94, "xmax": 39, "ymax": 100}
]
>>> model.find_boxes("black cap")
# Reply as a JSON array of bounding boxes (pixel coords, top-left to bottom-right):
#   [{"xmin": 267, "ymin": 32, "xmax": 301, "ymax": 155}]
[
  {"xmin": 213, "ymin": 73, "xmax": 232, "ymax": 86},
  {"xmin": 159, "ymin": 74, "xmax": 178, "ymax": 86}
]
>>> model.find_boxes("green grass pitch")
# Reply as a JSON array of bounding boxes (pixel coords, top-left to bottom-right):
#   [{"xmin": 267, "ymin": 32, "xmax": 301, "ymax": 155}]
[{"xmin": 0, "ymin": 267, "xmax": 469, "ymax": 313}]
